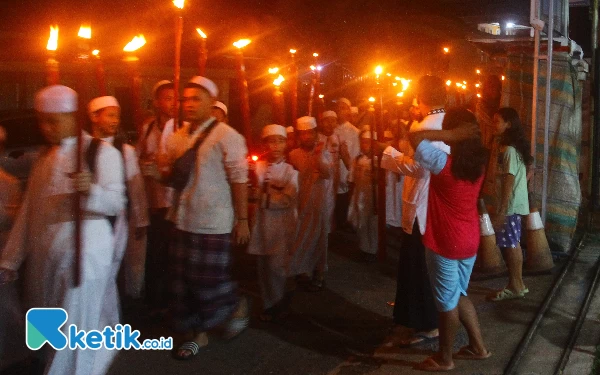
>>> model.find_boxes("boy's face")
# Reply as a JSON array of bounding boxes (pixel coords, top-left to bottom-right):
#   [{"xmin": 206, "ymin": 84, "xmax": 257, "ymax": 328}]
[
  {"xmin": 183, "ymin": 87, "xmax": 214, "ymax": 123},
  {"xmin": 37, "ymin": 111, "xmax": 77, "ymax": 145},
  {"xmin": 264, "ymin": 135, "xmax": 287, "ymax": 161},
  {"xmin": 298, "ymin": 129, "xmax": 317, "ymax": 149},
  {"xmin": 321, "ymin": 116, "xmax": 337, "ymax": 136},
  {"xmin": 92, "ymin": 106, "xmax": 120, "ymax": 138},
  {"xmin": 360, "ymin": 137, "xmax": 372, "ymax": 154},
  {"xmin": 337, "ymin": 103, "xmax": 351, "ymax": 122},
  {"xmin": 155, "ymin": 88, "xmax": 175, "ymax": 118}
]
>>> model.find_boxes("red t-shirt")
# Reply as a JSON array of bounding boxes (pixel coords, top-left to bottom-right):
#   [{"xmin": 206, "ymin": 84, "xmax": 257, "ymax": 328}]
[{"xmin": 423, "ymin": 156, "xmax": 484, "ymax": 259}]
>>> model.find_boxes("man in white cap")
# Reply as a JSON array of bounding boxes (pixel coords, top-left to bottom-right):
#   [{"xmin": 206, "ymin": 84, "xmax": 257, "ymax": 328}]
[
  {"xmin": 288, "ymin": 116, "xmax": 334, "ymax": 292},
  {"xmin": 334, "ymin": 99, "xmax": 360, "ymax": 232},
  {"xmin": 285, "ymin": 126, "xmax": 296, "ymax": 154},
  {"xmin": 137, "ymin": 80, "xmax": 176, "ymax": 314},
  {"xmin": 319, "ymin": 110, "xmax": 341, "ymax": 232},
  {"xmin": 211, "ymin": 101, "xmax": 228, "ymax": 124},
  {"xmin": 0, "ymin": 85, "xmax": 126, "ymax": 374},
  {"xmin": 159, "ymin": 76, "xmax": 249, "ymax": 359},
  {"xmin": 350, "ymin": 106, "xmax": 359, "ymax": 126},
  {"xmin": 247, "ymin": 124, "xmax": 298, "ymax": 322},
  {"xmin": 88, "ymin": 96, "xmax": 149, "ymax": 302}
]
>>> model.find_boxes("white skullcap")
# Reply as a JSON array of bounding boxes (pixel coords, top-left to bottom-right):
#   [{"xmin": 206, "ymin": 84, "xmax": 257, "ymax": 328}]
[
  {"xmin": 360, "ymin": 130, "xmax": 377, "ymax": 140},
  {"xmin": 152, "ymin": 80, "xmax": 173, "ymax": 97},
  {"xmin": 338, "ymin": 98, "xmax": 351, "ymax": 108},
  {"xmin": 188, "ymin": 76, "xmax": 219, "ymax": 97},
  {"xmin": 88, "ymin": 96, "xmax": 120, "ymax": 114},
  {"xmin": 322, "ymin": 110, "xmax": 337, "ymax": 119},
  {"xmin": 261, "ymin": 124, "xmax": 287, "ymax": 139},
  {"xmin": 412, "ymin": 98, "xmax": 418, "ymax": 107},
  {"xmin": 286, "ymin": 126, "xmax": 294, "ymax": 133},
  {"xmin": 351, "ymin": 106, "xmax": 359, "ymax": 114},
  {"xmin": 296, "ymin": 116, "xmax": 317, "ymax": 130},
  {"xmin": 34, "ymin": 85, "xmax": 78, "ymax": 113},
  {"xmin": 212, "ymin": 101, "xmax": 228, "ymax": 115},
  {"xmin": 384, "ymin": 130, "xmax": 393, "ymax": 139}
]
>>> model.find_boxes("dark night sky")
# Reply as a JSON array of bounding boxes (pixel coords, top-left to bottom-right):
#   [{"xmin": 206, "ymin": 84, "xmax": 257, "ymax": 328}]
[{"xmin": 0, "ymin": 0, "xmax": 530, "ymax": 73}]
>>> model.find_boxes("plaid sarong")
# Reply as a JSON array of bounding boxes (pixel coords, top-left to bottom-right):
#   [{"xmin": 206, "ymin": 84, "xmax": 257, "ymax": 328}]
[{"xmin": 169, "ymin": 230, "xmax": 238, "ymax": 332}]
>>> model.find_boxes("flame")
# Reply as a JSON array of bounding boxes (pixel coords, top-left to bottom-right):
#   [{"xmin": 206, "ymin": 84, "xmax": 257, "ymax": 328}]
[
  {"xmin": 318, "ymin": 94, "xmax": 324, "ymax": 99},
  {"xmin": 475, "ymin": 83, "xmax": 480, "ymax": 88},
  {"xmin": 289, "ymin": 49, "xmax": 297, "ymax": 54},
  {"xmin": 501, "ymin": 75, "xmax": 505, "ymax": 81},
  {"xmin": 233, "ymin": 39, "xmax": 251, "ymax": 49},
  {"xmin": 386, "ymin": 73, "xmax": 392, "ymax": 77},
  {"xmin": 123, "ymin": 35, "xmax": 146, "ymax": 52},
  {"xmin": 446, "ymin": 80, "xmax": 452, "ymax": 86},
  {"xmin": 400, "ymin": 78, "xmax": 411, "ymax": 92},
  {"xmin": 397, "ymin": 92, "xmax": 404, "ymax": 97},
  {"xmin": 313, "ymin": 52, "xmax": 319, "ymax": 57},
  {"xmin": 196, "ymin": 28, "xmax": 207, "ymax": 39},
  {"xmin": 463, "ymin": 81, "xmax": 467, "ymax": 84},
  {"xmin": 395, "ymin": 76, "xmax": 401, "ymax": 81},
  {"xmin": 251, "ymin": 155, "xmax": 259, "ymax": 162},
  {"xmin": 316, "ymin": 65, "xmax": 322, "ymax": 71},
  {"xmin": 476, "ymin": 69, "xmax": 481, "ymax": 74},
  {"xmin": 268, "ymin": 67, "xmax": 279, "ymax": 74},
  {"xmin": 462, "ymin": 85, "xmax": 467, "ymax": 90},
  {"xmin": 273, "ymin": 74, "xmax": 285, "ymax": 87},
  {"xmin": 456, "ymin": 82, "xmax": 462, "ymax": 87},
  {"xmin": 78, "ymin": 25, "xmax": 91, "ymax": 39},
  {"xmin": 310, "ymin": 65, "xmax": 316, "ymax": 71},
  {"xmin": 92, "ymin": 49, "xmax": 100, "ymax": 56},
  {"xmin": 46, "ymin": 25, "xmax": 59, "ymax": 51},
  {"xmin": 392, "ymin": 82, "xmax": 398, "ymax": 87},
  {"xmin": 368, "ymin": 97, "xmax": 375, "ymax": 103},
  {"xmin": 375, "ymin": 66, "xmax": 383, "ymax": 75},
  {"xmin": 173, "ymin": 0, "xmax": 185, "ymax": 9},
  {"xmin": 477, "ymin": 93, "xmax": 482, "ymax": 98},
  {"xmin": 443, "ymin": 47, "xmax": 449, "ymax": 53}
]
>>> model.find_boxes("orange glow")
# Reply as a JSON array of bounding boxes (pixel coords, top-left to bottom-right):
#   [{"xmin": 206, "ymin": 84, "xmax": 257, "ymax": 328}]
[
  {"xmin": 443, "ymin": 47, "xmax": 449, "ymax": 53},
  {"xmin": 289, "ymin": 49, "xmax": 297, "ymax": 54},
  {"xmin": 123, "ymin": 35, "xmax": 146, "ymax": 52},
  {"xmin": 386, "ymin": 73, "xmax": 392, "ymax": 77},
  {"xmin": 375, "ymin": 65, "xmax": 383, "ymax": 75},
  {"xmin": 456, "ymin": 82, "xmax": 462, "ymax": 87},
  {"xmin": 446, "ymin": 80, "xmax": 452, "ymax": 86},
  {"xmin": 313, "ymin": 52, "xmax": 319, "ymax": 57},
  {"xmin": 233, "ymin": 39, "xmax": 251, "ymax": 49},
  {"xmin": 397, "ymin": 92, "xmax": 404, "ymax": 97},
  {"xmin": 368, "ymin": 97, "xmax": 375, "ymax": 103},
  {"xmin": 477, "ymin": 93, "xmax": 482, "ymax": 98},
  {"xmin": 318, "ymin": 94, "xmax": 324, "ymax": 99},
  {"xmin": 476, "ymin": 69, "xmax": 481, "ymax": 74},
  {"xmin": 196, "ymin": 28, "xmax": 207, "ymax": 39},
  {"xmin": 46, "ymin": 25, "xmax": 59, "ymax": 51},
  {"xmin": 269, "ymin": 67, "xmax": 279, "ymax": 74},
  {"xmin": 310, "ymin": 65, "xmax": 316, "ymax": 71},
  {"xmin": 475, "ymin": 83, "xmax": 480, "ymax": 88},
  {"xmin": 392, "ymin": 82, "xmax": 398, "ymax": 86},
  {"xmin": 502, "ymin": 75, "xmax": 506, "ymax": 81},
  {"xmin": 251, "ymin": 155, "xmax": 259, "ymax": 162},
  {"xmin": 92, "ymin": 49, "xmax": 100, "ymax": 56},
  {"xmin": 78, "ymin": 25, "xmax": 91, "ymax": 39},
  {"xmin": 400, "ymin": 78, "xmax": 411, "ymax": 91},
  {"xmin": 395, "ymin": 76, "xmax": 401, "ymax": 81},
  {"xmin": 173, "ymin": 0, "xmax": 185, "ymax": 9},
  {"xmin": 273, "ymin": 74, "xmax": 285, "ymax": 87},
  {"xmin": 462, "ymin": 85, "xmax": 467, "ymax": 90}
]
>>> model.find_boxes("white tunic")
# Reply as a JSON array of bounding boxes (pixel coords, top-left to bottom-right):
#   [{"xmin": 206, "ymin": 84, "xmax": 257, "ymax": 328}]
[
  {"xmin": 0, "ymin": 167, "xmax": 21, "ymax": 248},
  {"xmin": 247, "ymin": 160, "xmax": 298, "ymax": 256},
  {"xmin": 0, "ymin": 134, "xmax": 126, "ymax": 375},
  {"xmin": 288, "ymin": 145, "xmax": 334, "ymax": 275},
  {"xmin": 320, "ymin": 133, "xmax": 339, "ymax": 233},
  {"xmin": 347, "ymin": 155, "xmax": 377, "ymax": 229},
  {"xmin": 333, "ymin": 121, "xmax": 360, "ymax": 194}
]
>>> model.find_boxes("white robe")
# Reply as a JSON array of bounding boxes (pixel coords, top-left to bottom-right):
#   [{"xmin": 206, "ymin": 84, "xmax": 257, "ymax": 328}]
[
  {"xmin": 288, "ymin": 145, "xmax": 334, "ymax": 275},
  {"xmin": 246, "ymin": 160, "xmax": 298, "ymax": 309},
  {"xmin": 0, "ymin": 134, "xmax": 126, "ymax": 375},
  {"xmin": 348, "ymin": 155, "xmax": 378, "ymax": 255},
  {"xmin": 321, "ymin": 133, "xmax": 339, "ymax": 233}
]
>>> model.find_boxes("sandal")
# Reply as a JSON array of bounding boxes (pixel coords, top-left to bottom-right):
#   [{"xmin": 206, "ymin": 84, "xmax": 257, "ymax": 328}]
[
  {"xmin": 224, "ymin": 297, "xmax": 250, "ymax": 339},
  {"xmin": 415, "ymin": 357, "xmax": 455, "ymax": 372},
  {"xmin": 173, "ymin": 341, "xmax": 201, "ymax": 360},
  {"xmin": 488, "ymin": 287, "xmax": 528, "ymax": 301},
  {"xmin": 453, "ymin": 345, "xmax": 492, "ymax": 360},
  {"xmin": 398, "ymin": 330, "xmax": 439, "ymax": 347}
]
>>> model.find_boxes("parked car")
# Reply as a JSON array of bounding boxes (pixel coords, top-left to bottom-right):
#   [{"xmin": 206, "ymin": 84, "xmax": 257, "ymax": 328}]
[{"xmin": 0, "ymin": 110, "xmax": 46, "ymax": 186}]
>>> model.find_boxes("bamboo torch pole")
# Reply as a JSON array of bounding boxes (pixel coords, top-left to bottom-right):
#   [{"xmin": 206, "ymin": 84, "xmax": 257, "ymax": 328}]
[
  {"xmin": 233, "ymin": 39, "xmax": 253, "ymax": 149},
  {"xmin": 289, "ymin": 49, "xmax": 298, "ymax": 124},
  {"xmin": 196, "ymin": 28, "xmax": 207, "ymax": 76}
]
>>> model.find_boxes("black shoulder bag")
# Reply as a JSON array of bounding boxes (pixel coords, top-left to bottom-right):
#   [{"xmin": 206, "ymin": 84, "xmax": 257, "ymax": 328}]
[{"xmin": 169, "ymin": 119, "xmax": 219, "ymax": 191}]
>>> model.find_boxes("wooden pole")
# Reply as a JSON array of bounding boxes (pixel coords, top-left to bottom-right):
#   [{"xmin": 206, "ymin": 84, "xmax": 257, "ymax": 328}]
[
  {"xmin": 95, "ymin": 58, "xmax": 107, "ymax": 96},
  {"xmin": 173, "ymin": 14, "xmax": 183, "ymax": 130},
  {"xmin": 128, "ymin": 58, "xmax": 143, "ymax": 138},
  {"xmin": 377, "ymin": 81, "xmax": 387, "ymax": 261},
  {"xmin": 236, "ymin": 50, "xmax": 252, "ymax": 149},
  {"xmin": 198, "ymin": 37, "xmax": 207, "ymax": 76},
  {"xmin": 274, "ymin": 85, "xmax": 285, "ymax": 125},
  {"xmin": 46, "ymin": 54, "xmax": 60, "ymax": 85},
  {"xmin": 290, "ymin": 51, "xmax": 298, "ymax": 124}
]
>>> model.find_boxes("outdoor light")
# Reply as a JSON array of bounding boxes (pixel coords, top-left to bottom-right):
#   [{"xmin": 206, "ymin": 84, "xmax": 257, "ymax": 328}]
[
  {"xmin": 375, "ymin": 66, "xmax": 383, "ymax": 75},
  {"xmin": 443, "ymin": 47, "xmax": 449, "ymax": 53},
  {"xmin": 310, "ymin": 65, "xmax": 316, "ymax": 71},
  {"xmin": 446, "ymin": 80, "xmax": 452, "ymax": 86},
  {"xmin": 393, "ymin": 82, "xmax": 398, "ymax": 86},
  {"xmin": 506, "ymin": 22, "xmax": 515, "ymax": 28},
  {"xmin": 476, "ymin": 69, "xmax": 481, "ymax": 74},
  {"xmin": 251, "ymin": 155, "xmax": 259, "ymax": 162},
  {"xmin": 318, "ymin": 94, "xmax": 324, "ymax": 99},
  {"xmin": 313, "ymin": 52, "xmax": 319, "ymax": 57},
  {"xmin": 173, "ymin": 0, "xmax": 185, "ymax": 9},
  {"xmin": 502, "ymin": 75, "xmax": 506, "ymax": 81},
  {"xmin": 477, "ymin": 93, "xmax": 482, "ymax": 98},
  {"xmin": 92, "ymin": 49, "xmax": 99, "ymax": 56},
  {"xmin": 196, "ymin": 28, "xmax": 207, "ymax": 39},
  {"xmin": 386, "ymin": 73, "xmax": 392, "ymax": 77},
  {"xmin": 233, "ymin": 39, "xmax": 251, "ymax": 49},
  {"xmin": 368, "ymin": 97, "xmax": 375, "ymax": 103},
  {"xmin": 290, "ymin": 49, "xmax": 297, "ymax": 54},
  {"xmin": 123, "ymin": 35, "xmax": 146, "ymax": 52},
  {"xmin": 268, "ymin": 67, "xmax": 279, "ymax": 74},
  {"xmin": 397, "ymin": 92, "xmax": 404, "ymax": 97},
  {"xmin": 273, "ymin": 74, "xmax": 285, "ymax": 87},
  {"xmin": 475, "ymin": 83, "xmax": 480, "ymax": 88},
  {"xmin": 78, "ymin": 25, "xmax": 91, "ymax": 39}
]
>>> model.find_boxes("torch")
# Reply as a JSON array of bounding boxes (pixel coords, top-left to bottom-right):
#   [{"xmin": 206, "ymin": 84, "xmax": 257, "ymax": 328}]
[
  {"xmin": 173, "ymin": 0, "xmax": 185, "ymax": 130},
  {"xmin": 123, "ymin": 35, "xmax": 147, "ymax": 138},
  {"xmin": 374, "ymin": 65, "xmax": 387, "ymax": 261},
  {"xmin": 92, "ymin": 50, "xmax": 107, "ymax": 96},
  {"xmin": 45, "ymin": 25, "xmax": 59, "ymax": 85},
  {"xmin": 289, "ymin": 49, "xmax": 298, "ymax": 125},
  {"xmin": 233, "ymin": 38, "xmax": 252, "ymax": 149},
  {"xmin": 272, "ymin": 73, "xmax": 286, "ymax": 125},
  {"xmin": 196, "ymin": 28, "xmax": 208, "ymax": 76}
]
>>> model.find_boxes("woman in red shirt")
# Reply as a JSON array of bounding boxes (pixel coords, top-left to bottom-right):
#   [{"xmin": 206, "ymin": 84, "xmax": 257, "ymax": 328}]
[{"xmin": 408, "ymin": 108, "xmax": 490, "ymax": 372}]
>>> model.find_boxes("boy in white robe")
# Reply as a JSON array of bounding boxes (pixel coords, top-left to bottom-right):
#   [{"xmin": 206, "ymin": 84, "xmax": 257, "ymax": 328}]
[
  {"xmin": 247, "ymin": 124, "xmax": 298, "ymax": 321},
  {"xmin": 288, "ymin": 116, "xmax": 334, "ymax": 292},
  {"xmin": 0, "ymin": 85, "xmax": 126, "ymax": 375},
  {"xmin": 88, "ymin": 96, "xmax": 149, "ymax": 300},
  {"xmin": 348, "ymin": 129, "xmax": 379, "ymax": 262}
]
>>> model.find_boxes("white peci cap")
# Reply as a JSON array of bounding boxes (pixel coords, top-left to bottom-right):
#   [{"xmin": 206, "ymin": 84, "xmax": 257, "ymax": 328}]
[
  {"xmin": 286, "ymin": 126, "xmax": 294, "ymax": 133},
  {"xmin": 296, "ymin": 116, "xmax": 317, "ymax": 130},
  {"xmin": 152, "ymin": 80, "xmax": 173, "ymax": 97},
  {"xmin": 212, "ymin": 101, "xmax": 228, "ymax": 115},
  {"xmin": 261, "ymin": 124, "xmax": 287, "ymax": 139},
  {"xmin": 322, "ymin": 110, "xmax": 337, "ymax": 119},
  {"xmin": 34, "ymin": 85, "xmax": 78, "ymax": 113},
  {"xmin": 88, "ymin": 96, "xmax": 120, "ymax": 114},
  {"xmin": 188, "ymin": 76, "xmax": 219, "ymax": 97},
  {"xmin": 338, "ymin": 98, "xmax": 351, "ymax": 108}
]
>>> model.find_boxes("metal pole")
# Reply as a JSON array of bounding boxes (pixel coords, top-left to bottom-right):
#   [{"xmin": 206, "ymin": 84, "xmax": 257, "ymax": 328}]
[
  {"xmin": 541, "ymin": 0, "xmax": 554, "ymax": 223},
  {"xmin": 531, "ymin": 30, "xmax": 540, "ymax": 187},
  {"xmin": 591, "ymin": 0, "xmax": 600, "ymax": 212}
]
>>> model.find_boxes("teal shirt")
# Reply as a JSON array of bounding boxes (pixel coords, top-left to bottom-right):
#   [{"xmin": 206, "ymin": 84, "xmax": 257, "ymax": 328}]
[{"xmin": 496, "ymin": 145, "xmax": 529, "ymax": 216}]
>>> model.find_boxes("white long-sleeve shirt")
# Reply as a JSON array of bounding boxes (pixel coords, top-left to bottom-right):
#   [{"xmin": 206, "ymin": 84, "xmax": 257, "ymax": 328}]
[{"xmin": 334, "ymin": 121, "xmax": 360, "ymax": 194}]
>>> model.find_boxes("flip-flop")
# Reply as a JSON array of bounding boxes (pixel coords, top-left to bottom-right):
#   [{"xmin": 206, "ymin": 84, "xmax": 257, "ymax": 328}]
[
  {"xmin": 453, "ymin": 345, "xmax": 492, "ymax": 360},
  {"xmin": 173, "ymin": 341, "xmax": 201, "ymax": 360},
  {"xmin": 415, "ymin": 357, "xmax": 455, "ymax": 372},
  {"xmin": 488, "ymin": 288, "xmax": 527, "ymax": 301},
  {"xmin": 398, "ymin": 332, "xmax": 439, "ymax": 347}
]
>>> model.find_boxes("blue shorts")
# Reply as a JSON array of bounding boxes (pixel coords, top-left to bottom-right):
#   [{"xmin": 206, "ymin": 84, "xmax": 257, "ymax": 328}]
[
  {"xmin": 495, "ymin": 214, "xmax": 522, "ymax": 249},
  {"xmin": 425, "ymin": 248, "xmax": 476, "ymax": 312}
]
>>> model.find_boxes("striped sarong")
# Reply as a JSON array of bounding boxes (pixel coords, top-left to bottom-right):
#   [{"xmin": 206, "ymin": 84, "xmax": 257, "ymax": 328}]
[{"xmin": 169, "ymin": 230, "xmax": 238, "ymax": 332}]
